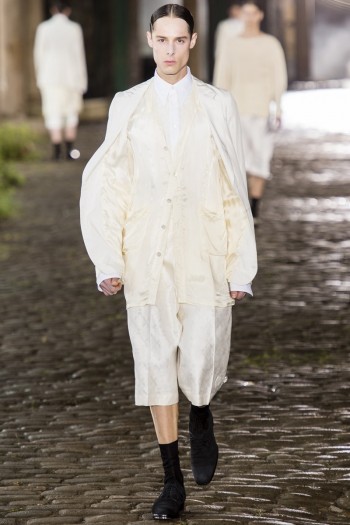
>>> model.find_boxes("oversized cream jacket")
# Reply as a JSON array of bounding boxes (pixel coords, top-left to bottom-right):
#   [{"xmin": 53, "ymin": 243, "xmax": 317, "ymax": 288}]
[
  {"xmin": 80, "ymin": 77, "xmax": 257, "ymax": 308},
  {"xmin": 34, "ymin": 14, "xmax": 87, "ymax": 93}
]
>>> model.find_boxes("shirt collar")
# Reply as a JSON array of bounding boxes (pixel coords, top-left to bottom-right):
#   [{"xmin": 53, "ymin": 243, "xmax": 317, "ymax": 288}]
[
  {"xmin": 154, "ymin": 67, "xmax": 192, "ymax": 105},
  {"xmin": 53, "ymin": 13, "xmax": 68, "ymax": 20}
]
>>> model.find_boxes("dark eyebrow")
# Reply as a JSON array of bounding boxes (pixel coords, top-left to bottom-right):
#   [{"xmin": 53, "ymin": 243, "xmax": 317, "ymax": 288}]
[{"xmin": 155, "ymin": 35, "xmax": 189, "ymax": 39}]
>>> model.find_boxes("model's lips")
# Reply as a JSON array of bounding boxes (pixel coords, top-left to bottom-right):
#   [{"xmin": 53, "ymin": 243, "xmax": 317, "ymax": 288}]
[{"xmin": 164, "ymin": 60, "xmax": 176, "ymax": 65}]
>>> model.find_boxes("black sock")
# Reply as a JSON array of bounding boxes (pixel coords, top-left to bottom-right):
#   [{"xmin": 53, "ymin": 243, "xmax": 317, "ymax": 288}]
[
  {"xmin": 52, "ymin": 143, "xmax": 61, "ymax": 160},
  {"xmin": 189, "ymin": 404, "xmax": 211, "ymax": 433},
  {"xmin": 65, "ymin": 141, "xmax": 74, "ymax": 159},
  {"xmin": 159, "ymin": 440, "xmax": 183, "ymax": 485},
  {"xmin": 250, "ymin": 198, "xmax": 260, "ymax": 218}
]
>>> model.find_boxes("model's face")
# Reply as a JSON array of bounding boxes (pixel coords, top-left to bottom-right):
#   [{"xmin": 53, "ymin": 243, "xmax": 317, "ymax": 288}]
[
  {"xmin": 147, "ymin": 16, "xmax": 197, "ymax": 84},
  {"xmin": 229, "ymin": 6, "xmax": 241, "ymax": 19},
  {"xmin": 241, "ymin": 4, "xmax": 264, "ymax": 29}
]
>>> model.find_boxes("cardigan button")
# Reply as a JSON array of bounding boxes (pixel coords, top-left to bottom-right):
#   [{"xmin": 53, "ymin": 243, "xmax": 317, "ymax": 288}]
[{"xmin": 156, "ymin": 252, "xmax": 161, "ymax": 257}]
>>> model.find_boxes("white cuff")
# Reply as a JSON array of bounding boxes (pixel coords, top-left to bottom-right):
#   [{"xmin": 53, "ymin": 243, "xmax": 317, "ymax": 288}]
[{"xmin": 228, "ymin": 282, "xmax": 253, "ymax": 296}]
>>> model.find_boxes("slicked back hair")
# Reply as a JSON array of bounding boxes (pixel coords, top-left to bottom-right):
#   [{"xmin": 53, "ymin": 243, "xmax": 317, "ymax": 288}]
[
  {"xmin": 150, "ymin": 4, "xmax": 195, "ymax": 37},
  {"xmin": 240, "ymin": 0, "xmax": 265, "ymax": 14},
  {"xmin": 50, "ymin": 1, "xmax": 71, "ymax": 13}
]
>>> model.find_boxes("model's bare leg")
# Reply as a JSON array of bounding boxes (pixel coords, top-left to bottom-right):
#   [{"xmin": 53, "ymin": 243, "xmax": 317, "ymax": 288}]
[
  {"xmin": 150, "ymin": 404, "xmax": 178, "ymax": 444},
  {"xmin": 48, "ymin": 129, "xmax": 63, "ymax": 160},
  {"xmin": 64, "ymin": 126, "xmax": 77, "ymax": 142},
  {"xmin": 49, "ymin": 129, "xmax": 63, "ymax": 144},
  {"xmin": 248, "ymin": 174, "xmax": 267, "ymax": 220},
  {"xmin": 248, "ymin": 174, "xmax": 266, "ymax": 199},
  {"xmin": 150, "ymin": 403, "xmax": 185, "ymax": 520}
]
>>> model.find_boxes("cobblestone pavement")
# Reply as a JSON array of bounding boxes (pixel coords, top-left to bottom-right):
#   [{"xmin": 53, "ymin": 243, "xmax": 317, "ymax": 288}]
[{"xmin": 0, "ymin": 123, "xmax": 350, "ymax": 525}]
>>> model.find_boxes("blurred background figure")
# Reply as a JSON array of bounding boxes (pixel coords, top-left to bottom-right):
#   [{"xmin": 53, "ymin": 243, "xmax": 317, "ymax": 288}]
[
  {"xmin": 33, "ymin": 0, "xmax": 87, "ymax": 161},
  {"xmin": 214, "ymin": 1, "xmax": 244, "ymax": 60},
  {"xmin": 213, "ymin": 0, "xmax": 287, "ymax": 224}
]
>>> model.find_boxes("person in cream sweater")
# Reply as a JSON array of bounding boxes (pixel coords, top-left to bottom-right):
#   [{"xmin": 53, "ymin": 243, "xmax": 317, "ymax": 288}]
[{"xmin": 214, "ymin": 0, "xmax": 287, "ymax": 223}]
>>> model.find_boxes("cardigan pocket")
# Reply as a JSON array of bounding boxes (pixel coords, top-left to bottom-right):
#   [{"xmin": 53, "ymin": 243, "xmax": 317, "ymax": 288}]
[
  {"xmin": 200, "ymin": 207, "xmax": 228, "ymax": 256},
  {"xmin": 122, "ymin": 208, "xmax": 150, "ymax": 252}
]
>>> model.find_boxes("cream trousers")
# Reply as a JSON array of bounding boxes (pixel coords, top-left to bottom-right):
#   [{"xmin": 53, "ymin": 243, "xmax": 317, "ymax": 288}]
[{"xmin": 127, "ymin": 226, "xmax": 232, "ymax": 407}]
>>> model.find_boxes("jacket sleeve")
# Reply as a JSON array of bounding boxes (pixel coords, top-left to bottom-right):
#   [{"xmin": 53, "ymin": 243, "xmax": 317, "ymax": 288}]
[
  {"xmin": 33, "ymin": 25, "xmax": 44, "ymax": 82},
  {"xmin": 75, "ymin": 24, "xmax": 88, "ymax": 94},
  {"xmin": 80, "ymin": 97, "xmax": 131, "ymax": 283},
  {"xmin": 225, "ymin": 91, "xmax": 247, "ymax": 189},
  {"xmin": 223, "ymin": 92, "xmax": 258, "ymax": 286}
]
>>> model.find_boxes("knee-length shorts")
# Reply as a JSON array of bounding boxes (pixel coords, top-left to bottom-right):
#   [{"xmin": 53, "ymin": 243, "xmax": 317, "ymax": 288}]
[
  {"xmin": 40, "ymin": 87, "xmax": 83, "ymax": 130},
  {"xmin": 240, "ymin": 115, "xmax": 275, "ymax": 179},
  {"xmin": 127, "ymin": 256, "xmax": 232, "ymax": 407}
]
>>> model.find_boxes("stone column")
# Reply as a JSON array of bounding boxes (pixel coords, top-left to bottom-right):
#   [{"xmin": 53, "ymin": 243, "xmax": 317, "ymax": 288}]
[
  {"xmin": 26, "ymin": 0, "xmax": 45, "ymax": 116},
  {"xmin": 296, "ymin": 0, "xmax": 315, "ymax": 80},
  {"xmin": 0, "ymin": 0, "xmax": 43, "ymax": 117},
  {"xmin": 266, "ymin": 0, "xmax": 297, "ymax": 82},
  {"xmin": 184, "ymin": 0, "xmax": 209, "ymax": 81}
]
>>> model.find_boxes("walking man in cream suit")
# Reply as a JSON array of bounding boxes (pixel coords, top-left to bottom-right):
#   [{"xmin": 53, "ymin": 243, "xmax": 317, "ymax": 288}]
[
  {"xmin": 80, "ymin": 4, "xmax": 257, "ymax": 520},
  {"xmin": 34, "ymin": 0, "xmax": 87, "ymax": 160}
]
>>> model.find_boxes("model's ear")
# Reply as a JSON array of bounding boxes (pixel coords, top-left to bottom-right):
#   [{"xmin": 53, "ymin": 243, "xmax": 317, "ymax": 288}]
[
  {"xmin": 147, "ymin": 31, "xmax": 153, "ymax": 48},
  {"xmin": 190, "ymin": 32, "xmax": 198, "ymax": 49}
]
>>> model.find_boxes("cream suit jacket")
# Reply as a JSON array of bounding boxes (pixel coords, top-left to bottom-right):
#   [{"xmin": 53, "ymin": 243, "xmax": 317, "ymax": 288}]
[
  {"xmin": 80, "ymin": 77, "xmax": 257, "ymax": 307},
  {"xmin": 34, "ymin": 14, "xmax": 87, "ymax": 93}
]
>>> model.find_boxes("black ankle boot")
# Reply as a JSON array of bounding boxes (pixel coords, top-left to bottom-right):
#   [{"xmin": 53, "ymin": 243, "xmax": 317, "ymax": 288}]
[
  {"xmin": 65, "ymin": 141, "xmax": 74, "ymax": 160},
  {"xmin": 250, "ymin": 198, "xmax": 260, "ymax": 218},
  {"xmin": 152, "ymin": 441, "xmax": 186, "ymax": 520},
  {"xmin": 52, "ymin": 143, "xmax": 61, "ymax": 161},
  {"xmin": 189, "ymin": 405, "xmax": 218, "ymax": 485},
  {"xmin": 152, "ymin": 478, "xmax": 186, "ymax": 520}
]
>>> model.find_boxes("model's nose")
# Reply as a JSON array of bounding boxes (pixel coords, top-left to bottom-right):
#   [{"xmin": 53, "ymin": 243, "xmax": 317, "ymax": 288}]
[{"xmin": 167, "ymin": 44, "xmax": 175, "ymax": 55}]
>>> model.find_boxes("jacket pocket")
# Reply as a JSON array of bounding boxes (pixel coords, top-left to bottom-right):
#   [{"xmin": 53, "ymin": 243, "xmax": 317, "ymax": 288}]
[
  {"xmin": 201, "ymin": 208, "xmax": 227, "ymax": 255},
  {"xmin": 122, "ymin": 208, "xmax": 149, "ymax": 252}
]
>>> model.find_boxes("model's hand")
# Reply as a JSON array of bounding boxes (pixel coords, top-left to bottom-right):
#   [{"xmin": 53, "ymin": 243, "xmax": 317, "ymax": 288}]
[
  {"xmin": 100, "ymin": 278, "xmax": 123, "ymax": 296},
  {"xmin": 230, "ymin": 291, "xmax": 246, "ymax": 301}
]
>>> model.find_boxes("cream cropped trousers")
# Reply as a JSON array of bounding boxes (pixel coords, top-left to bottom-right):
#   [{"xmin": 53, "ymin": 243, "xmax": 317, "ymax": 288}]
[{"xmin": 127, "ymin": 236, "xmax": 232, "ymax": 407}]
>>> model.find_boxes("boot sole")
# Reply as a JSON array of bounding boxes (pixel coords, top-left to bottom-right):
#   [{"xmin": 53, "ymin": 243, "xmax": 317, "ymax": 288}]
[{"xmin": 152, "ymin": 503, "xmax": 185, "ymax": 520}]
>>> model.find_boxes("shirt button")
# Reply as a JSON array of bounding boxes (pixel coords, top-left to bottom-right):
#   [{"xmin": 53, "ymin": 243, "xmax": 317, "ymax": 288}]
[
  {"xmin": 167, "ymin": 198, "xmax": 172, "ymax": 203},
  {"xmin": 161, "ymin": 225, "xmax": 166, "ymax": 230},
  {"xmin": 157, "ymin": 252, "xmax": 162, "ymax": 257},
  {"xmin": 163, "ymin": 146, "xmax": 168, "ymax": 151}
]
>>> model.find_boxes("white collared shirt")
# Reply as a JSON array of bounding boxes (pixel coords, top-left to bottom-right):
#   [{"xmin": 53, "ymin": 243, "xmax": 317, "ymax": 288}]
[{"xmin": 154, "ymin": 66, "xmax": 193, "ymax": 152}]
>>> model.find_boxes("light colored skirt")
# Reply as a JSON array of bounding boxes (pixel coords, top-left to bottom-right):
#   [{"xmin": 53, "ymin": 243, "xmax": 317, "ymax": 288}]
[
  {"xmin": 240, "ymin": 115, "xmax": 275, "ymax": 179},
  {"xmin": 127, "ymin": 234, "xmax": 232, "ymax": 407},
  {"xmin": 40, "ymin": 87, "xmax": 83, "ymax": 130}
]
